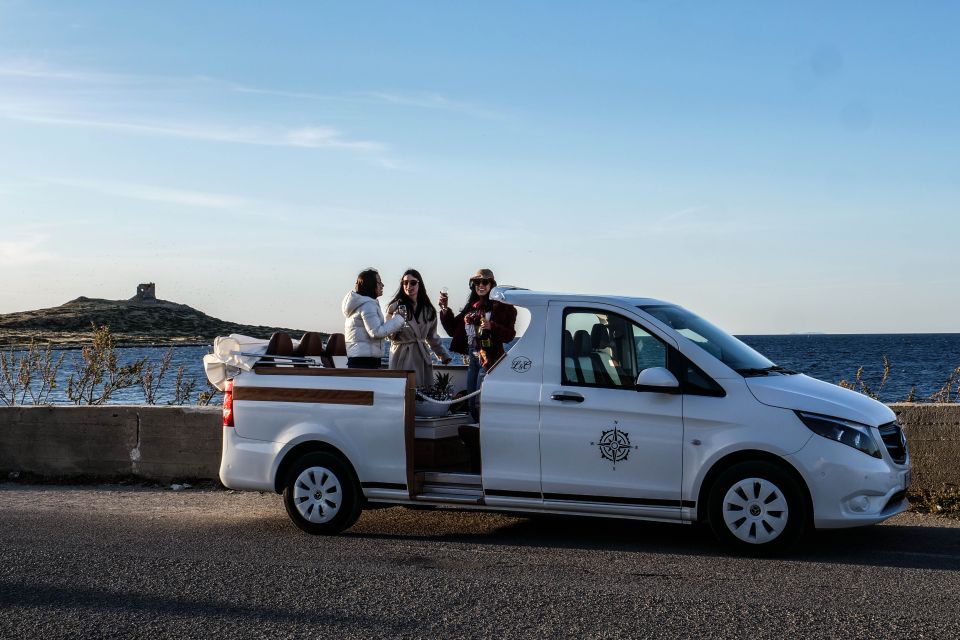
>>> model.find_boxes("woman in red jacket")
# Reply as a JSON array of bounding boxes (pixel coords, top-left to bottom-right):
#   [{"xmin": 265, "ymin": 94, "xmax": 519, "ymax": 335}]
[{"xmin": 439, "ymin": 268, "xmax": 517, "ymax": 421}]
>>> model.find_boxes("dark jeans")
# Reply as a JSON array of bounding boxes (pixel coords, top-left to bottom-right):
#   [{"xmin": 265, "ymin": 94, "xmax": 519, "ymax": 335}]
[
  {"xmin": 466, "ymin": 355, "xmax": 486, "ymax": 422},
  {"xmin": 347, "ymin": 357, "xmax": 382, "ymax": 369}
]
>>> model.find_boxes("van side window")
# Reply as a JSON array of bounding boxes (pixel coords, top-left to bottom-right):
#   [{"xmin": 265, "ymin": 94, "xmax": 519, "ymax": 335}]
[{"xmin": 562, "ymin": 309, "xmax": 668, "ymax": 389}]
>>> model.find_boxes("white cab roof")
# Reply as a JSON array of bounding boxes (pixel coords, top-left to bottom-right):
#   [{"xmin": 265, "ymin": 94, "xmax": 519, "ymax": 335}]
[{"xmin": 492, "ymin": 286, "xmax": 670, "ymax": 309}]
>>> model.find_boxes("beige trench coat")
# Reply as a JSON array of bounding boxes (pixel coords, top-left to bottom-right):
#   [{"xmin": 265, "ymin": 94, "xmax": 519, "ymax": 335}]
[{"xmin": 385, "ymin": 302, "xmax": 451, "ymax": 388}]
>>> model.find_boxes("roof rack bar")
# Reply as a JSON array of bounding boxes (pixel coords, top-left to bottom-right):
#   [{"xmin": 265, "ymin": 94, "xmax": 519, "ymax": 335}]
[{"xmin": 234, "ymin": 352, "xmax": 320, "ymax": 364}]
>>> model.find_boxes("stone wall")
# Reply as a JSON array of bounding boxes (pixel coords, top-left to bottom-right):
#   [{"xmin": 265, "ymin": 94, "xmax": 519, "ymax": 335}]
[
  {"xmin": 0, "ymin": 406, "xmax": 220, "ymax": 482},
  {"xmin": 891, "ymin": 403, "xmax": 960, "ymax": 492},
  {"xmin": 0, "ymin": 404, "xmax": 958, "ymax": 491}
]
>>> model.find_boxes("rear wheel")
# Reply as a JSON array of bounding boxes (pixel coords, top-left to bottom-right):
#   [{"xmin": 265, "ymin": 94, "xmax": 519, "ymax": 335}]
[
  {"xmin": 708, "ymin": 461, "xmax": 807, "ymax": 555},
  {"xmin": 282, "ymin": 452, "xmax": 361, "ymax": 535}
]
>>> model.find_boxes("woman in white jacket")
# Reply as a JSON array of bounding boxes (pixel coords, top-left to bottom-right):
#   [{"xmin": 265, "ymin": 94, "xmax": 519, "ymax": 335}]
[{"xmin": 341, "ymin": 268, "xmax": 405, "ymax": 369}]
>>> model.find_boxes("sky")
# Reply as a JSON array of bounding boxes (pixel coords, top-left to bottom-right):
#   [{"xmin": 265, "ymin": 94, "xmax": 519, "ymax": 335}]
[{"xmin": 1, "ymin": 1, "xmax": 958, "ymax": 335}]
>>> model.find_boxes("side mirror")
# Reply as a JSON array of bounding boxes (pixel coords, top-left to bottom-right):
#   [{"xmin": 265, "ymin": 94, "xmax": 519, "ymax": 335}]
[{"xmin": 635, "ymin": 367, "xmax": 680, "ymax": 394}]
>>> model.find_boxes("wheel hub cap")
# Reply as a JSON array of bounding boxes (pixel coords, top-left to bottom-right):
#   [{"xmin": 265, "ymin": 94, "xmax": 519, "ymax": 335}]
[
  {"xmin": 292, "ymin": 466, "xmax": 342, "ymax": 524},
  {"xmin": 721, "ymin": 477, "xmax": 789, "ymax": 545}
]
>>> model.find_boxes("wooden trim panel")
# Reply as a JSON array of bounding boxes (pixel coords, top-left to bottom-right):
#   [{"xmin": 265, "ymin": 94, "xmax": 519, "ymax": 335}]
[
  {"xmin": 402, "ymin": 372, "xmax": 417, "ymax": 499},
  {"xmin": 234, "ymin": 387, "xmax": 374, "ymax": 405}
]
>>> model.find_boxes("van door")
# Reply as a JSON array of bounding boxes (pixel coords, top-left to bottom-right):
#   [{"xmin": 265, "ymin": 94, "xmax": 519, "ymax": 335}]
[{"xmin": 539, "ymin": 303, "xmax": 684, "ymax": 519}]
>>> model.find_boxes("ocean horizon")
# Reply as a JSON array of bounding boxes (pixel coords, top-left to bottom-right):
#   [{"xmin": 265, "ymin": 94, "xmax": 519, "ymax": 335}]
[{"xmin": 5, "ymin": 332, "xmax": 959, "ymax": 405}]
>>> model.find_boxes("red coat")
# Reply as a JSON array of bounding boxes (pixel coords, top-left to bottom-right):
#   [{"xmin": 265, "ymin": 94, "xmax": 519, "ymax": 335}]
[{"xmin": 439, "ymin": 300, "xmax": 517, "ymax": 367}]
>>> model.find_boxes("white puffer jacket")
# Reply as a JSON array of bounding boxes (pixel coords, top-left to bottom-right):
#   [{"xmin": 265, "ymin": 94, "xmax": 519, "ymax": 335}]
[{"xmin": 341, "ymin": 291, "xmax": 405, "ymax": 358}]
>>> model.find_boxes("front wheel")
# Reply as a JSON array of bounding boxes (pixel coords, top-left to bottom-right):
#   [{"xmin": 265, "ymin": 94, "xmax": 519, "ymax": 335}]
[
  {"xmin": 708, "ymin": 461, "xmax": 808, "ymax": 555},
  {"xmin": 282, "ymin": 452, "xmax": 361, "ymax": 535}
]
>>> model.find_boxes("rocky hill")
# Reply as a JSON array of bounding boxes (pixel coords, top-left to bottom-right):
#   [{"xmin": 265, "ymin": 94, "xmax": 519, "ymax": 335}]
[{"xmin": 0, "ymin": 295, "xmax": 312, "ymax": 347}]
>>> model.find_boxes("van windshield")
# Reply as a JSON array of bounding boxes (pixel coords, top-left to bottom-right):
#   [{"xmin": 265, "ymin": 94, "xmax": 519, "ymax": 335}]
[{"xmin": 638, "ymin": 304, "xmax": 791, "ymax": 376}]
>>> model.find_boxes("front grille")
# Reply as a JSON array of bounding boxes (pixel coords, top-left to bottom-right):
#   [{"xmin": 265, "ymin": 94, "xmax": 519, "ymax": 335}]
[{"xmin": 878, "ymin": 421, "xmax": 908, "ymax": 464}]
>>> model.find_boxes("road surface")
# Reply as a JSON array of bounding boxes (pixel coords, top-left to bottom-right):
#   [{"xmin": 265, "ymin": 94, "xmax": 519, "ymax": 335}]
[{"xmin": 1, "ymin": 484, "xmax": 958, "ymax": 638}]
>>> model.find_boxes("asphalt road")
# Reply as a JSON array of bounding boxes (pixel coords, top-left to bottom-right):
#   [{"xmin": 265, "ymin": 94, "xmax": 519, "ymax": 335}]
[{"xmin": 1, "ymin": 484, "xmax": 959, "ymax": 639}]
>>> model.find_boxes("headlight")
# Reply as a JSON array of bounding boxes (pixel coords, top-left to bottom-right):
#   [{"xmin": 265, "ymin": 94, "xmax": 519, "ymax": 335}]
[{"xmin": 795, "ymin": 411, "xmax": 881, "ymax": 458}]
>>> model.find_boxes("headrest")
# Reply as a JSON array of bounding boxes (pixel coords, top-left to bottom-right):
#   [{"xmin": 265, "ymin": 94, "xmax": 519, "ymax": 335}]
[
  {"xmin": 573, "ymin": 330, "xmax": 592, "ymax": 356},
  {"xmin": 563, "ymin": 330, "xmax": 575, "ymax": 356},
  {"xmin": 325, "ymin": 333, "xmax": 347, "ymax": 356},
  {"xmin": 265, "ymin": 332, "xmax": 293, "ymax": 356},
  {"xmin": 293, "ymin": 331, "xmax": 325, "ymax": 357},
  {"xmin": 591, "ymin": 324, "xmax": 611, "ymax": 350}
]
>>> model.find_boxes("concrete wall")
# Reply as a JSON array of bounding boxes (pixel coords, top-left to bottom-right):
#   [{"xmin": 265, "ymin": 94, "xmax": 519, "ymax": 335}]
[
  {"xmin": 0, "ymin": 403, "xmax": 958, "ymax": 490},
  {"xmin": 0, "ymin": 406, "xmax": 221, "ymax": 482},
  {"xmin": 891, "ymin": 403, "xmax": 960, "ymax": 493}
]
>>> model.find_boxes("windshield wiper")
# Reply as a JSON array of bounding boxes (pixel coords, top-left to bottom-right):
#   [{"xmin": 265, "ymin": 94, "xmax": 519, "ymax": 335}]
[{"xmin": 735, "ymin": 365, "xmax": 798, "ymax": 377}]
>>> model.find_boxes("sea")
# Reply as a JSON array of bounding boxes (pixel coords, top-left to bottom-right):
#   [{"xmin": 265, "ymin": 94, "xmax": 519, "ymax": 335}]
[{"xmin": 6, "ymin": 334, "xmax": 959, "ymax": 405}]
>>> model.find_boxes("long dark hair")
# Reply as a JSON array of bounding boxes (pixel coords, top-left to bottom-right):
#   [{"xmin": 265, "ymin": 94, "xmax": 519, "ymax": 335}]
[
  {"xmin": 389, "ymin": 268, "xmax": 436, "ymax": 322},
  {"xmin": 354, "ymin": 268, "xmax": 380, "ymax": 299}
]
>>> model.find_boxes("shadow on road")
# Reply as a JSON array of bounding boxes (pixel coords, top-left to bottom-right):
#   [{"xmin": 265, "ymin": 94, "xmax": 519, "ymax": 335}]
[{"xmin": 345, "ymin": 508, "xmax": 960, "ymax": 570}]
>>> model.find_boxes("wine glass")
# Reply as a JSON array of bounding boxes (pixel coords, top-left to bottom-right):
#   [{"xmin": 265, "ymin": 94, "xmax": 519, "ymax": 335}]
[{"xmin": 439, "ymin": 286, "xmax": 449, "ymax": 310}]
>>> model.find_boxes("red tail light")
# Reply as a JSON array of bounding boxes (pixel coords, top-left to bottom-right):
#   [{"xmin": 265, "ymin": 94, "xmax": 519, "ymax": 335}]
[{"xmin": 223, "ymin": 380, "xmax": 235, "ymax": 427}]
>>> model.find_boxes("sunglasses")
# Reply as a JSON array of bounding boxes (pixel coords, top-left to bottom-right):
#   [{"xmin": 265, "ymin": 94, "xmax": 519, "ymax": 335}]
[
  {"xmin": 471, "ymin": 278, "xmax": 493, "ymax": 287},
  {"xmin": 402, "ymin": 279, "xmax": 419, "ymax": 286}
]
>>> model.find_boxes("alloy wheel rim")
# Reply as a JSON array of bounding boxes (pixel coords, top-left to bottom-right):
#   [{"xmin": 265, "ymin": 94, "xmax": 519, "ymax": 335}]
[
  {"xmin": 721, "ymin": 477, "xmax": 789, "ymax": 544},
  {"xmin": 293, "ymin": 466, "xmax": 342, "ymax": 524}
]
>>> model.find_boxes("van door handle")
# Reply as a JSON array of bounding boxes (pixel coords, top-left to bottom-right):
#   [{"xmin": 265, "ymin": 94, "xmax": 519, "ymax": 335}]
[{"xmin": 551, "ymin": 392, "xmax": 584, "ymax": 403}]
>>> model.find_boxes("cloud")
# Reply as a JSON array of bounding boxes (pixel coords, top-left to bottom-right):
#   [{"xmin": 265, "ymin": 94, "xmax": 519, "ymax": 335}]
[
  {"xmin": 284, "ymin": 126, "xmax": 384, "ymax": 151},
  {"xmin": 0, "ymin": 234, "xmax": 54, "ymax": 266},
  {"xmin": 1, "ymin": 110, "xmax": 389, "ymax": 155},
  {"xmin": 48, "ymin": 178, "xmax": 248, "ymax": 209},
  {"xmin": 0, "ymin": 58, "xmax": 392, "ymax": 160},
  {"xmin": 231, "ymin": 84, "xmax": 506, "ymax": 120},
  {"xmin": 0, "ymin": 59, "xmax": 115, "ymax": 82},
  {"xmin": 1, "ymin": 60, "xmax": 502, "ymax": 119},
  {"xmin": 0, "ymin": 57, "xmax": 505, "ymax": 169},
  {"xmin": 361, "ymin": 91, "xmax": 505, "ymax": 119}
]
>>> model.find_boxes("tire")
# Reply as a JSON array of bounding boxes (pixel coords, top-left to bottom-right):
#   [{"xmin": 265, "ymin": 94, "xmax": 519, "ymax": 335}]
[
  {"xmin": 707, "ymin": 461, "xmax": 808, "ymax": 555},
  {"xmin": 282, "ymin": 452, "xmax": 361, "ymax": 535}
]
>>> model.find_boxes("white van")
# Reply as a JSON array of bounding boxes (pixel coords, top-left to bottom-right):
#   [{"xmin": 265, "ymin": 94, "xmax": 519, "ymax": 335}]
[{"xmin": 211, "ymin": 288, "xmax": 910, "ymax": 554}]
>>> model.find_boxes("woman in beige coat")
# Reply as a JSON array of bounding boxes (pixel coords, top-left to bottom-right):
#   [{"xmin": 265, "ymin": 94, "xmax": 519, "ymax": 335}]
[{"xmin": 385, "ymin": 269, "xmax": 451, "ymax": 387}]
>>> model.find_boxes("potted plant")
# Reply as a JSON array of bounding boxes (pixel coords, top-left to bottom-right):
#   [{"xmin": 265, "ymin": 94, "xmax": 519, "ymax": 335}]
[{"xmin": 415, "ymin": 372, "xmax": 454, "ymax": 417}]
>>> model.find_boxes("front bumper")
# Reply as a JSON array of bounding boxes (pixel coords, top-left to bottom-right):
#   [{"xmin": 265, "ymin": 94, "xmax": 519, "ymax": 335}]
[{"xmin": 787, "ymin": 433, "xmax": 911, "ymax": 529}]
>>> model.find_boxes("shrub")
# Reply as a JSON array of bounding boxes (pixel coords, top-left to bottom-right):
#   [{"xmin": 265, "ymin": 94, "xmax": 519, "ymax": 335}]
[
  {"xmin": 838, "ymin": 355, "xmax": 890, "ymax": 400},
  {"xmin": 839, "ymin": 356, "xmax": 960, "ymax": 403},
  {"xmin": 0, "ymin": 340, "xmax": 65, "ymax": 406},
  {"xmin": 141, "ymin": 347, "xmax": 175, "ymax": 405},
  {"xmin": 927, "ymin": 367, "xmax": 960, "ymax": 403},
  {"xmin": 66, "ymin": 325, "xmax": 148, "ymax": 405}
]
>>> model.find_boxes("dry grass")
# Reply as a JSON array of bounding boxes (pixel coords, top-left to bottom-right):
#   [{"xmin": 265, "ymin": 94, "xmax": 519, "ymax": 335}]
[
  {"xmin": 908, "ymin": 489, "xmax": 960, "ymax": 519},
  {"xmin": 840, "ymin": 356, "xmax": 960, "ymax": 403}
]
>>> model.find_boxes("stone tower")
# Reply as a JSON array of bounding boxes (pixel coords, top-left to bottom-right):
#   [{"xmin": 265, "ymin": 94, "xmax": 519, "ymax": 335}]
[{"xmin": 132, "ymin": 283, "xmax": 157, "ymax": 303}]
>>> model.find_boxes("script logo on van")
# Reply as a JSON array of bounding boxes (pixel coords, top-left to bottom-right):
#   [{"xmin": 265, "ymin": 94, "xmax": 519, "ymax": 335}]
[{"xmin": 511, "ymin": 356, "xmax": 532, "ymax": 373}]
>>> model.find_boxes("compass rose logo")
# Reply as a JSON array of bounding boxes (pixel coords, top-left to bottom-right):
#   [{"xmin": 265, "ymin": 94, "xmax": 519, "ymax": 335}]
[{"xmin": 590, "ymin": 421, "xmax": 637, "ymax": 470}]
